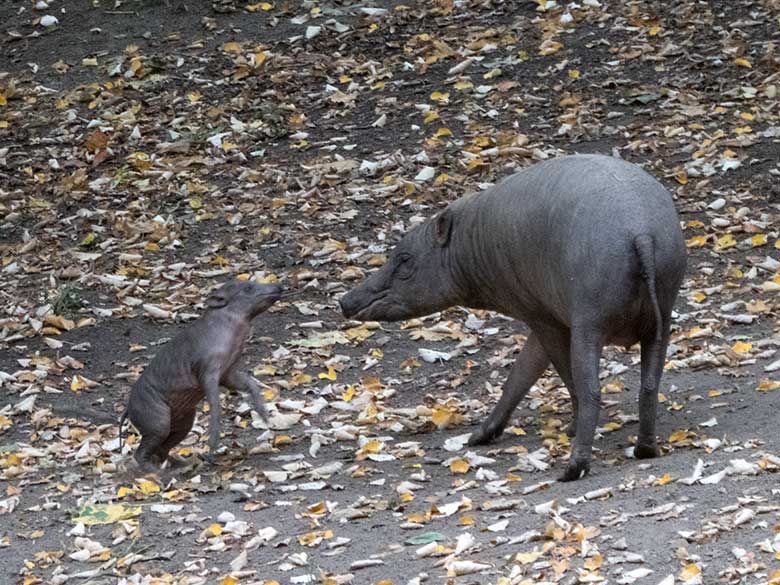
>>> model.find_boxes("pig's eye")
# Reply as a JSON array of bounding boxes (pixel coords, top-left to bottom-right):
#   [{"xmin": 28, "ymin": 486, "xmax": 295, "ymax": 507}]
[{"xmin": 394, "ymin": 254, "xmax": 415, "ymax": 280}]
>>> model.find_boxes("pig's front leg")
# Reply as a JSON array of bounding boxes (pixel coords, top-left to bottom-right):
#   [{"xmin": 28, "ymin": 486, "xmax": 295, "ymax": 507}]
[
  {"xmin": 224, "ymin": 367, "xmax": 268, "ymax": 421},
  {"xmin": 468, "ymin": 333, "xmax": 549, "ymax": 446},
  {"xmin": 200, "ymin": 369, "xmax": 223, "ymax": 460}
]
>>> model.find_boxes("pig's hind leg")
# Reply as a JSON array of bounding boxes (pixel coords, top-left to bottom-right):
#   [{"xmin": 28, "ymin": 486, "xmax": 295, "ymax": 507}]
[
  {"xmin": 156, "ymin": 408, "xmax": 196, "ymax": 469},
  {"xmin": 634, "ymin": 322, "xmax": 671, "ymax": 459},
  {"xmin": 468, "ymin": 332, "xmax": 549, "ymax": 446},
  {"xmin": 560, "ymin": 324, "xmax": 604, "ymax": 482}
]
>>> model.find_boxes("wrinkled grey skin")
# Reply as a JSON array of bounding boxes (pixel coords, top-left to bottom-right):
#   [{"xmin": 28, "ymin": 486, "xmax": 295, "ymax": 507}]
[
  {"xmin": 341, "ymin": 154, "xmax": 687, "ymax": 482},
  {"xmin": 120, "ymin": 280, "xmax": 282, "ymax": 473}
]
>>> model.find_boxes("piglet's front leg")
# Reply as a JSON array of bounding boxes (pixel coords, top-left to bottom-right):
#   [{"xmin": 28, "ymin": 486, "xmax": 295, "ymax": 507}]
[
  {"xmin": 199, "ymin": 369, "xmax": 223, "ymax": 462},
  {"xmin": 224, "ymin": 367, "xmax": 268, "ymax": 422}
]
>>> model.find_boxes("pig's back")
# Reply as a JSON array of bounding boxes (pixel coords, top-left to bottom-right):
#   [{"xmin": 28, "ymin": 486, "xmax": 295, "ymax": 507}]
[{"xmin": 477, "ymin": 154, "xmax": 685, "ymax": 327}]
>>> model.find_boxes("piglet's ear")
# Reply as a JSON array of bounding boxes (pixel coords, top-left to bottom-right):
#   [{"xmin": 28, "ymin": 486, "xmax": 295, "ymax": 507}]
[
  {"xmin": 205, "ymin": 291, "xmax": 228, "ymax": 309},
  {"xmin": 434, "ymin": 209, "xmax": 453, "ymax": 247}
]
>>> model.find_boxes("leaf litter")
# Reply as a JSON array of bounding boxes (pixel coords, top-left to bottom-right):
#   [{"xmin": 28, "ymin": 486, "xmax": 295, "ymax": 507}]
[{"xmin": 2, "ymin": 0, "xmax": 780, "ymax": 583}]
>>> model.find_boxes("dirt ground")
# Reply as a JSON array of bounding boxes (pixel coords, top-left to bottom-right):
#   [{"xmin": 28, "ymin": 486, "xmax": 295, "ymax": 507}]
[{"xmin": 2, "ymin": 1, "xmax": 780, "ymax": 584}]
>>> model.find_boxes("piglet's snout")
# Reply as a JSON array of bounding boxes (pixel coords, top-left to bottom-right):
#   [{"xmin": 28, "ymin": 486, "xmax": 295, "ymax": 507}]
[{"xmin": 258, "ymin": 283, "xmax": 283, "ymax": 299}]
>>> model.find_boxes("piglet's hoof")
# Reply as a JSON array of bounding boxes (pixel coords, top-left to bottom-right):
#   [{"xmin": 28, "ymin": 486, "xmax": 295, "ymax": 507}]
[
  {"xmin": 467, "ymin": 422, "xmax": 503, "ymax": 446},
  {"xmin": 564, "ymin": 421, "xmax": 577, "ymax": 437},
  {"xmin": 559, "ymin": 460, "xmax": 590, "ymax": 482},
  {"xmin": 165, "ymin": 454, "xmax": 191, "ymax": 469},
  {"xmin": 633, "ymin": 442, "xmax": 660, "ymax": 459}
]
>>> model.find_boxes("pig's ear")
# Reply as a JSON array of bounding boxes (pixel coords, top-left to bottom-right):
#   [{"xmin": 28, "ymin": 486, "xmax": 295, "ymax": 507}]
[
  {"xmin": 434, "ymin": 209, "xmax": 453, "ymax": 247},
  {"xmin": 205, "ymin": 290, "xmax": 229, "ymax": 309}
]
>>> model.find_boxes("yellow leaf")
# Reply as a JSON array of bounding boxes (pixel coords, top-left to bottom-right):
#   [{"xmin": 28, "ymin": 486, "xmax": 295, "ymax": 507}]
[
  {"xmin": 136, "ymin": 478, "xmax": 160, "ymax": 494},
  {"xmin": 70, "ymin": 375, "xmax": 87, "ymax": 392},
  {"xmin": 359, "ymin": 440, "xmax": 382, "ymax": 454},
  {"xmin": 734, "ymin": 57, "xmax": 752, "ymax": 68},
  {"xmin": 601, "ymin": 422, "xmax": 622, "ymax": 432},
  {"xmin": 751, "ymin": 234, "xmax": 767, "ymax": 247},
  {"xmin": 757, "ymin": 379, "xmax": 780, "ymax": 392},
  {"xmin": 459, "ymin": 514, "xmax": 476, "ymax": 525},
  {"xmin": 450, "ymin": 459, "xmax": 470, "ymax": 474},
  {"xmin": 648, "ymin": 24, "xmax": 661, "ymax": 35},
  {"xmin": 583, "ymin": 553, "xmax": 602, "ymax": 570},
  {"xmin": 0, "ymin": 415, "xmax": 11, "ymax": 430},
  {"xmin": 73, "ymin": 503, "xmax": 142, "ymax": 525},
  {"xmin": 653, "ymin": 473, "xmax": 673, "ymax": 486},
  {"xmin": 290, "ymin": 372, "xmax": 312, "ymax": 386},
  {"xmin": 708, "ymin": 390, "xmax": 723, "ymax": 397},
  {"xmin": 222, "ymin": 42, "xmax": 243, "ymax": 53},
  {"xmin": 675, "ymin": 171, "xmax": 688, "ymax": 185},
  {"xmin": 435, "ymin": 127, "xmax": 452, "ymax": 137},
  {"xmin": 187, "ymin": 91, "xmax": 202, "ymax": 103},
  {"xmin": 0, "ymin": 94, "xmax": 6, "ymax": 107},
  {"xmin": 568, "ymin": 69, "xmax": 580, "ymax": 79},
  {"xmin": 740, "ymin": 111, "xmax": 754, "ymax": 121},
  {"xmin": 454, "ymin": 80, "xmax": 473, "ymax": 91},
  {"xmin": 731, "ymin": 341, "xmax": 752, "ymax": 355},
  {"xmin": 435, "ymin": 173, "xmax": 449, "ymax": 185},
  {"xmin": 341, "ymin": 386, "xmax": 355, "ymax": 401},
  {"xmin": 430, "ymin": 91, "xmax": 449, "ymax": 102},
  {"xmin": 297, "ymin": 529, "xmax": 333, "ymax": 546},
  {"xmin": 714, "ymin": 233, "xmax": 737, "ymax": 251},
  {"xmin": 423, "ymin": 111, "xmax": 440, "ymax": 124},
  {"xmin": 117, "ymin": 486, "xmax": 134, "ymax": 498},
  {"xmin": 0, "ymin": 121, "xmax": 8, "ymax": 128},
  {"xmin": 734, "ymin": 126, "xmax": 752, "ymax": 135},
  {"xmin": 690, "ymin": 292, "xmax": 706, "ymax": 303},
  {"xmin": 669, "ymin": 429, "xmax": 695, "ymax": 443},
  {"xmin": 507, "ymin": 426, "xmax": 526, "ymax": 436},
  {"xmin": 539, "ymin": 39, "xmax": 563, "ymax": 55},
  {"xmin": 686, "ymin": 220, "xmax": 705, "ymax": 229},
  {"xmin": 680, "ymin": 563, "xmax": 702, "ymax": 580},
  {"xmin": 431, "ymin": 406, "xmax": 463, "ymax": 429},
  {"xmin": 400, "ymin": 492, "xmax": 414, "ymax": 502},
  {"xmin": 516, "ymin": 550, "xmax": 543, "ymax": 564},
  {"xmin": 220, "ymin": 576, "xmax": 238, "ymax": 585},
  {"xmin": 209, "ymin": 523, "xmax": 223, "ymax": 536},
  {"xmin": 82, "ymin": 57, "xmax": 98, "ymax": 66},
  {"xmin": 318, "ymin": 367, "xmax": 337, "ymax": 381},
  {"xmin": 685, "ymin": 235, "xmax": 708, "ymax": 248}
]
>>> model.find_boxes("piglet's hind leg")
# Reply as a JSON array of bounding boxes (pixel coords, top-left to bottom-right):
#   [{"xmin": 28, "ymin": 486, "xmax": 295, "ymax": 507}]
[
  {"xmin": 129, "ymin": 396, "xmax": 170, "ymax": 473},
  {"xmin": 156, "ymin": 408, "xmax": 196, "ymax": 469}
]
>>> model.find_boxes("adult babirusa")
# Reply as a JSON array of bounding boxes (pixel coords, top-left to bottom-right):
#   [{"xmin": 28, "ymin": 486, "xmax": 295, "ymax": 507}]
[{"xmin": 341, "ymin": 154, "xmax": 686, "ymax": 481}]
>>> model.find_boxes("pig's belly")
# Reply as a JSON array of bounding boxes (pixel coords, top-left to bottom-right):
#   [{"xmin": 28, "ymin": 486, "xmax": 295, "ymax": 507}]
[{"xmin": 603, "ymin": 302, "xmax": 654, "ymax": 348}]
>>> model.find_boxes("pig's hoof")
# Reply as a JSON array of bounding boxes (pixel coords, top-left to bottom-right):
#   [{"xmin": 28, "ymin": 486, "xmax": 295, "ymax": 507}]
[
  {"xmin": 467, "ymin": 424, "xmax": 502, "ymax": 446},
  {"xmin": 559, "ymin": 460, "xmax": 590, "ymax": 482},
  {"xmin": 564, "ymin": 421, "xmax": 577, "ymax": 437},
  {"xmin": 634, "ymin": 442, "xmax": 659, "ymax": 459}
]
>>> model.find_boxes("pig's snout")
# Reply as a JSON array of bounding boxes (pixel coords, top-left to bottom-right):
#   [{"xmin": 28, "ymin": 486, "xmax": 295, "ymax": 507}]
[{"xmin": 339, "ymin": 290, "xmax": 360, "ymax": 319}]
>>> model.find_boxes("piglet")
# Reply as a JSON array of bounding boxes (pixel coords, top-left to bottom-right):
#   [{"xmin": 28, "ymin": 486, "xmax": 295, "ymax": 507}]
[
  {"xmin": 120, "ymin": 279, "xmax": 282, "ymax": 472},
  {"xmin": 340, "ymin": 154, "xmax": 687, "ymax": 482}
]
